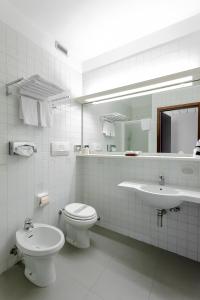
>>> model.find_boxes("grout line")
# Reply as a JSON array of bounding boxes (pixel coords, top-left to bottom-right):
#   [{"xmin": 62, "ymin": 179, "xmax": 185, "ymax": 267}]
[
  {"xmin": 87, "ymin": 255, "xmax": 113, "ymax": 293},
  {"xmin": 148, "ymin": 249, "xmax": 163, "ymax": 300}
]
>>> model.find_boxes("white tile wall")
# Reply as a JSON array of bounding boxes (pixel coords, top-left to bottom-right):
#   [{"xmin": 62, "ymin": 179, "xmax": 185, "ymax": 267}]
[
  {"xmin": 83, "ymin": 31, "xmax": 200, "ymax": 95},
  {"xmin": 0, "ymin": 20, "xmax": 82, "ymax": 274},
  {"xmin": 77, "ymin": 156, "xmax": 200, "ymax": 262},
  {"xmin": 81, "ymin": 29, "xmax": 200, "ymax": 262}
]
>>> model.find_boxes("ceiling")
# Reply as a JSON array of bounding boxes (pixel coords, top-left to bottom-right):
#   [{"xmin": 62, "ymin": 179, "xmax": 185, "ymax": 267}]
[{"xmin": 7, "ymin": 0, "xmax": 200, "ymax": 63}]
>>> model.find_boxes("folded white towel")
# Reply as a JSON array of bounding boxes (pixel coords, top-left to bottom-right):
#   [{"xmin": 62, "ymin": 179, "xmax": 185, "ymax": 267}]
[
  {"xmin": 141, "ymin": 118, "xmax": 151, "ymax": 131},
  {"xmin": 110, "ymin": 123, "xmax": 115, "ymax": 137},
  {"xmin": 19, "ymin": 96, "xmax": 38, "ymax": 126},
  {"xmin": 102, "ymin": 121, "xmax": 115, "ymax": 137},
  {"xmin": 38, "ymin": 101, "xmax": 53, "ymax": 128}
]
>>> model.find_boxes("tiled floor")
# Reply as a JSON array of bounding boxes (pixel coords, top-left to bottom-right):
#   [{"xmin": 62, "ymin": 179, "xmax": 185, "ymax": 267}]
[{"xmin": 0, "ymin": 226, "xmax": 200, "ymax": 300}]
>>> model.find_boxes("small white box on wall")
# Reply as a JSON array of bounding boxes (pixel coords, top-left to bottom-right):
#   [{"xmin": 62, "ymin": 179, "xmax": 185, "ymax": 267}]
[
  {"xmin": 38, "ymin": 193, "xmax": 49, "ymax": 207},
  {"xmin": 51, "ymin": 141, "xmax": 70, "ymax": 156}
]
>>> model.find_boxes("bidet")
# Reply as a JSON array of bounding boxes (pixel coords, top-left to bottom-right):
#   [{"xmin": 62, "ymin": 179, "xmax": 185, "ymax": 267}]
[{"xmin": 16, "ymin": 223, "xmax": 65, "ymax": 287}]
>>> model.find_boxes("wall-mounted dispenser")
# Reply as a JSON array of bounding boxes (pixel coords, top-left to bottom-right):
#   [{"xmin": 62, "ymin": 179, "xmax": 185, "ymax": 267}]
[
  {"xmin": 38, "ymin": 193, "xmax": 49, "ymax": 207},
  {"xmin": 9, "ymin": 141, "xmax": 37, "ymax": 157}
]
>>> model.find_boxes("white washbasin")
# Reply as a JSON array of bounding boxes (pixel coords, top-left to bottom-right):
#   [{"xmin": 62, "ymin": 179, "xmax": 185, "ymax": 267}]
[
  {"xmin": 16, "ymin": 223, "xmax": 65, "ymax": 256},
  {"xmin": 136, "ymin": 184, "xmax": 183, "ymax": 209},
  {"xmin": 118, "ymin": 181, "xmax": 200, "ymax": 209}
]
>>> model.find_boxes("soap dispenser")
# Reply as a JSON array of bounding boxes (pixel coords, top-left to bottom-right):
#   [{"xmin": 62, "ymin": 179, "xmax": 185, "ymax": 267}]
[{"xmin": 193, "ymin": 140, "xmax": 200, "ymax": 157}]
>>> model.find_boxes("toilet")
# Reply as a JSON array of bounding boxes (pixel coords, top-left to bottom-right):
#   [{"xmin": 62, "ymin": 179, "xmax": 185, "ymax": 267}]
[{"xmin": 63, "ymin": 203, "xmax": 97, "ymax": 248}]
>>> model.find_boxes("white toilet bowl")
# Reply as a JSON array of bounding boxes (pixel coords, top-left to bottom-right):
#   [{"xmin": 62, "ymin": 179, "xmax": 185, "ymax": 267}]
[
  {"xmin": 63, "ymin": 203, "xmax": 97, "ymax": 248},
  {"xmin": 16, "ymin": 223, "xmax": 65, "ymax": 287}
]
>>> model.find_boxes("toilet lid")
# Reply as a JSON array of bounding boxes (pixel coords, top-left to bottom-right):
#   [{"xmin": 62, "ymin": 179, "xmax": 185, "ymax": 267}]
[{"xmin": 63, "ymin": 203, "xmax": 97, "ymax": 220}]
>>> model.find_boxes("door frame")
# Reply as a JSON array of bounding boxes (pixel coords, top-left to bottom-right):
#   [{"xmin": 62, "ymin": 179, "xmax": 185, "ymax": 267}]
[{"xmin": 157, "ymin": 102, "xmax": 200, "ymax": 152}]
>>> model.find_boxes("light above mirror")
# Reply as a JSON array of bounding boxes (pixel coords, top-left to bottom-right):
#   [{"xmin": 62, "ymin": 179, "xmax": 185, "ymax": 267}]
[
  {"xmin": 75, "ymin": 68, "xmax": 200, "ymax": 105},
  {"xmin": 92, "ymin": 78, "xmax": 193, "ymax": 105}
]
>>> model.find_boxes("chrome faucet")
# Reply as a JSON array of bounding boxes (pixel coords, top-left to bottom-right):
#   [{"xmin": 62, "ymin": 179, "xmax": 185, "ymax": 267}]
[
  {"xmin": 24, "ymin": 217, "xmax": 34, "ymax": 231},
  {"xmin": 159, "ymin": 175, "xmax": 165, "ymax": 186}
]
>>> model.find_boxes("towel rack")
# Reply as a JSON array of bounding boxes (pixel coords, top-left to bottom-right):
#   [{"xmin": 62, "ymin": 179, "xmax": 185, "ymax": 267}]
[
  {"xmin": 5, "ymin": 75, "xmax": 70, "ymax": 107},
  {"xmin": 6, "ymin": 77, "xmax": 24, "ymax": 96},
  {"xmin": 100, "ymin": 112, "xmax": 129, "ymax": 123}
]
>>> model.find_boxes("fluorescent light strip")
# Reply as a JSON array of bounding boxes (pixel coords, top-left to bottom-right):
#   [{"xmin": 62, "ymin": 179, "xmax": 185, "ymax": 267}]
[
  {"xmin": 92, "ymin": 81, "xmax": 193, "ymax": 105},
  {"xmin": 84, "ymin": 76, "xmax": 193, "ymax": 104}
]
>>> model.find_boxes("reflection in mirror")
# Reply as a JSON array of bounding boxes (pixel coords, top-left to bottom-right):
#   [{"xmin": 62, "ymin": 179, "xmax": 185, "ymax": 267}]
[
  {"xmin": 83, "ymin": 96, "xmax": 152, "ymax": 153},
  {"xmin": 82, "ymin": 83, "xmax": 200, "ymax": 155},
  {"xmin": 157, "ymin": 103, "xmax": 200, "ymax": 154}
]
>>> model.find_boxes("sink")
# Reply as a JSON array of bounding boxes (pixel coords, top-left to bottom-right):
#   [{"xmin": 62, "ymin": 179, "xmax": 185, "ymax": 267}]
[
  {"xmin": 118, "ymin": 181, "xmax": 200, "ymax": 209},
  {"xmin": 135, "ymin": 183, "xmax": 183, "ymax": 209}
]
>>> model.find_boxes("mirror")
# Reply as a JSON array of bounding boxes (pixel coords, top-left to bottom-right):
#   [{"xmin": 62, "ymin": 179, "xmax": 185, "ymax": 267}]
[
  {"xmin": 83, "ymin": 96, "xmax": 152, "ymax": 153},
  {"xmin": 82, "ymin": 81, "xmax": 200, "ymax": 154}
]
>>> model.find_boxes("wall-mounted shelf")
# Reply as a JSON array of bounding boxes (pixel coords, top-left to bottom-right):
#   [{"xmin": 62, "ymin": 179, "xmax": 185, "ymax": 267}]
[
  {"xmin": 76, "ymin": 153, "xmax": 200, "ymax": 162},
  {"xmin": 5, "ymin": 75, "xmax": 70, "ymax": 107},
  {"xmin": 100, "ymin": 112, "xmax": 128, "ymax": 123}
]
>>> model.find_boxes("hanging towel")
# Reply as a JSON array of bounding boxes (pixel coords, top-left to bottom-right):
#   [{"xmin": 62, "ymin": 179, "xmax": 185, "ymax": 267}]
[
  {"xmin": 38, "ymin": 101, "xmax": 53, "ymax": 128},
  {"xmin": 109, "ymin": 123, "xmax": 115, "ymax": 137},
  {"xmin": 102, "ymin": 121, "xmax": 115, "ymax": 137},
  {"xmin": 19, "ymin": 96, "xmax": 38, "ymax": 126},
  {"xmin": 141, "ymin": 118, "xmax": 151, "ymax": 131}
]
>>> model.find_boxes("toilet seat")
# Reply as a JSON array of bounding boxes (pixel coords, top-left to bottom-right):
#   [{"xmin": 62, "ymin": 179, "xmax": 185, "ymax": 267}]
[{"xmin": 63, "ymin": 203, "xmax": 97, "ymax": 221}]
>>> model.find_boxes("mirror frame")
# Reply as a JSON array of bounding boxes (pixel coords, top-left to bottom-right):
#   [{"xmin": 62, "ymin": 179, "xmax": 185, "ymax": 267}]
[{"xmin": 157, "ymin": 102, "xmax": 200, "ymax": 152}]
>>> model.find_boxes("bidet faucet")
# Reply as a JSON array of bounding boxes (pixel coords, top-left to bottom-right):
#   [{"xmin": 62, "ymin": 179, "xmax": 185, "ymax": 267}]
[
  {"xmin": 159, "ymin": 175, "xmax": 165, "ymax": 186},
  {"xmin": 24, "ymin": 217, "xmax": 34, "ymax": 231}
]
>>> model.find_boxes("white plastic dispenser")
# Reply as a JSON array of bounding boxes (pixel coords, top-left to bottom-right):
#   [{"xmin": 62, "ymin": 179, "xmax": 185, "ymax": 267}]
[
  {"xmin": 193, "ymin": 140, "xmax": 200, "ymax": 157},
  {"xmin": 9, "ymin": 141, "xmax": 37, "ymax": 157}
]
